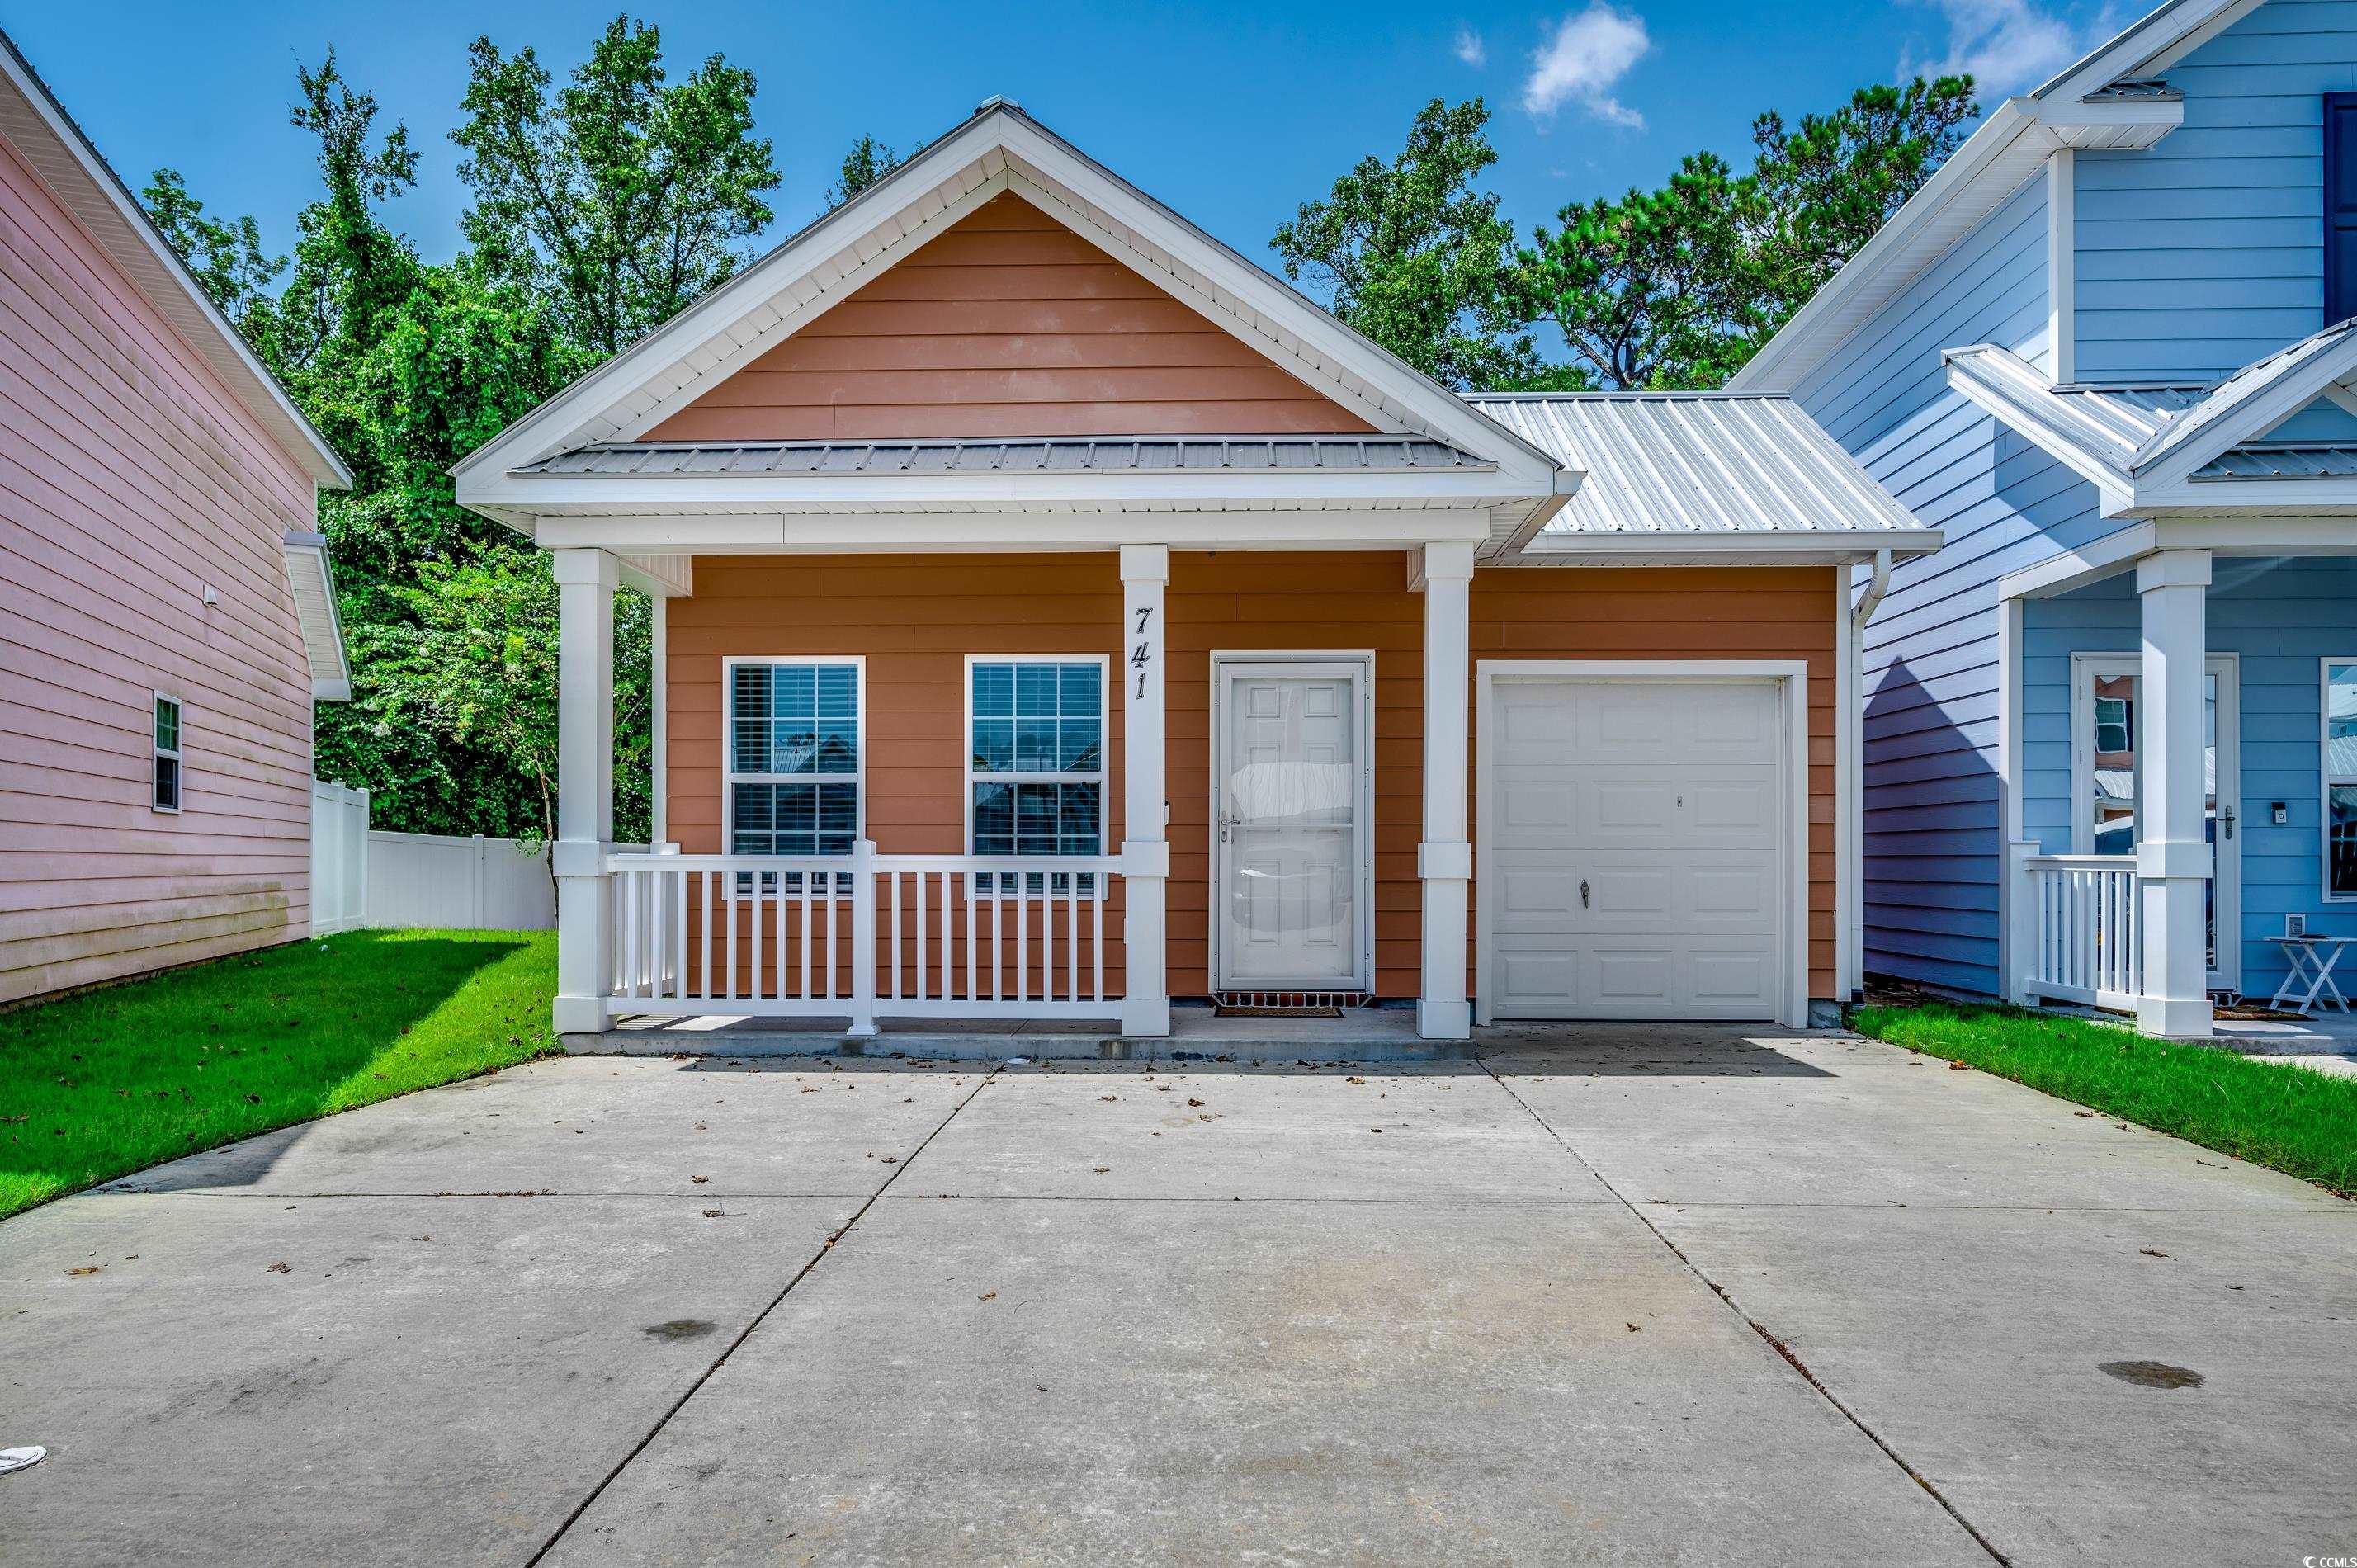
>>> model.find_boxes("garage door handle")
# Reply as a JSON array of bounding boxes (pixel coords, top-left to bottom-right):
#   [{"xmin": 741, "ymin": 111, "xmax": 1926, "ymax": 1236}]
[{"xmin": 1580, "ymin": 878, "xmax": 1589, "ymax": 909}]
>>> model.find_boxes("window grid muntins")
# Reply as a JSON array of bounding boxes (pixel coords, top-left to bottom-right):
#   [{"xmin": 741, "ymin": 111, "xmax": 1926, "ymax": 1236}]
[
  {"xmin": 969, "ymin": 660, "xmax": 1105, "ymax": 860},
  {"xmin": 2326, "ymin": 661, "xmax": 2357, "ymax": 899},
  {"xmin": 727, "ymin": 661, "xmax": 860, "ymax": 857},
  {"xmin": 152, "ymin": 694, "xmax": 182, "ymax": 813}
]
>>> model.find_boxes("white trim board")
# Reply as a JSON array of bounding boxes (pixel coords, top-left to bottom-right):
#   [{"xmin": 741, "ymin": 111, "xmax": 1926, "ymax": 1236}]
[{"xmin": 1473, "ymin": 659, "xmax": 1811, "ymax": 1031}]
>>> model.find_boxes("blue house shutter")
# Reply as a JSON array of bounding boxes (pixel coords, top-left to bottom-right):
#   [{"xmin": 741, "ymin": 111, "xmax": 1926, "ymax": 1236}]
[{"xmin": 2328, "ymin": 94, "xmax": 2357, "ymax": 324}]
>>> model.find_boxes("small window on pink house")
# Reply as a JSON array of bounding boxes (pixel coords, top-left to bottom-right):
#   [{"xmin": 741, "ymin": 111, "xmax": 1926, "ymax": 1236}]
[{"xmin": 152, "ymin": 694, "xmax": 182, "ymax": 813}]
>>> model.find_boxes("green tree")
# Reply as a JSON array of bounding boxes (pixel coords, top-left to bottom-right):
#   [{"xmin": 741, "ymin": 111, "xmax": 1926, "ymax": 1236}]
[
  {"xmin": 1512, "ymin": 77, "xmax": 1976, "ymax": 390},
  {"xmin": 273, "ymin": 51, "xmax": 423, "ymax": 380},
  {"xmin": 451, "ymin": 15, "xmax": 782, "ymax": 357},
  {"xmin": 140, "ymin": 169, "xmax": 286, "ymax": 346},
  {"xmin": 1272, "ymin": 98, "xmax": 1539, "ymax": 390},
  {"xmin": 824, "ymin": 134, "xmax": 901, "ymax": 209}
]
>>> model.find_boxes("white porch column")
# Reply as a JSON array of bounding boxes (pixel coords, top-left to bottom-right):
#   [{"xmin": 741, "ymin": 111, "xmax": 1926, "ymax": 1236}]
[
  {"xmin": 2136, "ymin": 550, "xmax": 2213, "ymax": 1038},
  {"xmin": 1416, "ymin": 542, "xmax": 1475, "ymax": 1040},
  {"xmin": 551, "ymin": 549, "xmax": 618, "ymax": 1035},
  {"xmin": 1120, "ymin": 544, "xmax": 1171, "ymax": 1037}
]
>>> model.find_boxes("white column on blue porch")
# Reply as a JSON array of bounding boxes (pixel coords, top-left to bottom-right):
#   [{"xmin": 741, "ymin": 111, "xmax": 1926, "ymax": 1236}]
[
  {"xmin": 1119, "ymin": 544, "xmax": 1171, "ymax": 1037},
  {"xmin": 2137, "ymin": 550, "xmax": 2213, "ymax": 1037},
  {"xmin": 551, "ymin": 548, "xmax": 618, "ymax": 1035},
  {"xmin": 1417, "ymin": 541, "xmax": 1475, "ymax": 1040}
]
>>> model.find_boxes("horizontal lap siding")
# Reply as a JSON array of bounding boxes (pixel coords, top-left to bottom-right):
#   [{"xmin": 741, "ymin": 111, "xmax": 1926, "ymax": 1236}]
[
  {"xmin": 2027, "ymin": 563, "xmax": 2357, "ymax": 1000},
  {"xmin": 670, "ymin": 554, "xmax": 1837, "ymax": 1008},
  {"xmin": 0, "ymin": 138, "xmax": 317, "ymax": 1004},
  {"xmin": 1793, "ymin": 173, "xmax": 2110, "ymax": 999},
  {"xmin": 645, "ymin": 192, "xmax": 1373, "ymax": 441},
  {"xmin": 2072, "ymin": 0, "xmax": 2357, "ymax": 380}
]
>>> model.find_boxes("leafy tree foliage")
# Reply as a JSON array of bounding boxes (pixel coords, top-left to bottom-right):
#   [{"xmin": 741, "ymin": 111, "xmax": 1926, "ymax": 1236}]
[
  {"xmin": 1271, "ymin": 99, "xmax": 1542, "ymax": 390},
  {"xmin": 1511, "ymin": 77, "xmax": 1976, "ymax": 389},
  {"xmin": 825, "ymin": 135, "xmax": 902, "ymax": 210},
  {"xmin": 452, "ymin": 16, "xmax": 782, "ymax": 357},
  {"xmin": 144, "ymin": 16, "xmax": 772, "ymax": 843}
]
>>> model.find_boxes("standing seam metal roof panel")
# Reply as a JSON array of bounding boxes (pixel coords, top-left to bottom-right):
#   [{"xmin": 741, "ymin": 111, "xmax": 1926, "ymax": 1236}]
[{"xmin": 1462, "ymin": 393, "xmax": 1925, "ymax": 536}]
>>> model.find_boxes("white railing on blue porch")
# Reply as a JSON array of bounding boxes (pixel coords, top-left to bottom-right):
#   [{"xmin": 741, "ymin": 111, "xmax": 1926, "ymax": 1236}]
[
  {"xmin": 2010, "ymin": 845, "xmax": 2139, "ymax": 1011},
  {"xmin": 604, "ymin": 841, "xmax": 1122, "ymax": 1028}
]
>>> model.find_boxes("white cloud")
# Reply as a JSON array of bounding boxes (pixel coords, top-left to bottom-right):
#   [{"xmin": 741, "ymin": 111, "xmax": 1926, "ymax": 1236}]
[
  {"xmin": 1454, "ymin": 26, "xmax": 1489, "ymax": 68},
  {"xmin": 1523, "ymin": 3, "xmax": 1651, "ymax": 128},
  {"xmin": 1903, "ymin": 0, "xmax": 2106, "ymax": 94}
]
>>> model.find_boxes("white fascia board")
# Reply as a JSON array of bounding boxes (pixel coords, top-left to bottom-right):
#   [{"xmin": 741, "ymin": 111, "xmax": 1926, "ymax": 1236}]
[
  {"xmin": 456, "ymin": 105, "xmax": 1566, "ymax": 503},
  {"xmin": 2037, "ymin": 0, "xmax": 2259, "ymax": 100},
  {"xmin": 471, "ymin": 465, "xmax": 1527, "ymax": 512},
  {"xmin": 279, "ymin": 532, "xmax": 352, "ymax": 699},
  {"xmin": 1509, "ymin": 527, "xmax": 1943, "ymax": 564},
  {"xmin": 2133, "ymin": 332, "xmax": 2357, "ymax": 489},
  {"xmin": 992, "ymin": 123, "xmax": 1565, "ymax": 489},
  {"xmin": 1730, "ymin": 96, "xmax": 2178, "ymax": 395},
  {"xmin": 2140, "ymin": 478, "xmax": 2357, "ymax": 516},
  {"xmin": 1943, "ymin": 347, "xmax": 2137, "ymax": 500},
  {"xmin": 0, "ymin": 40, "xmax": 351, "ymax": 490},
  {"xmin": 534, "ymin": 508, "xmax": 1496, "ymax": 554}
]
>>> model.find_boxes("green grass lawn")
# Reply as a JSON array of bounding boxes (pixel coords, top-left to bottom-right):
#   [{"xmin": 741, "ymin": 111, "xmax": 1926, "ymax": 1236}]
[
  {"xmin": 0, "ymin": 929, "xmax": 556, "ymax": 1218},
  {"xmin": 1852, "ymin": 1002, "xmax": 2357, "ymax": 1198}
]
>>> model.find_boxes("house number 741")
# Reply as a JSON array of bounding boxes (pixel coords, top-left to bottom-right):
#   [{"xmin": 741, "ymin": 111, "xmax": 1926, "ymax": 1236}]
[{"xmin": 1131, "ymin": 606, "xmax": 1154, "ymax": 699}]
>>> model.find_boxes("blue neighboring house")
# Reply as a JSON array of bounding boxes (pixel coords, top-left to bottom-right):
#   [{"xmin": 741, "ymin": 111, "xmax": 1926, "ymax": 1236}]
[{"xmin": 1731, "ymin": 0, "xmax": 2357, "ymax": 1037}]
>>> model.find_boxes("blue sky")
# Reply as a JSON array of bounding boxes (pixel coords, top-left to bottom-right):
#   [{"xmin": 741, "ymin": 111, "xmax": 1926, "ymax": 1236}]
[{"xmin": 3, "ymin": 0, "xmax": 2116, "ymax": 279}]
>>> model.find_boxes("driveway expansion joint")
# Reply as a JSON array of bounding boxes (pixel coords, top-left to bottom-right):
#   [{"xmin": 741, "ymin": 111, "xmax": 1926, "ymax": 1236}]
[
  {"xmin": 1480, "ymin": 1054, "xmax": 2015, "ymax": 1567},
  {"xmin": 522, "ymin": 1065, "xmax": 1000, "ymax": 1567}
]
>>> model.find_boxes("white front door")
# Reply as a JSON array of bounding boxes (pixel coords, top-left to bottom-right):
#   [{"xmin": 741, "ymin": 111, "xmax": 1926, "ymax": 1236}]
[
  {"xmin": 1482, "ymin": 674, "xmax": 1792, "ymax": 1021},
  {"xmin": 2071, "ymin": 654, "xmax": 2241, "ymax": 993},
  {"xmin": 1212, "ymin": 657, "xmax": 1372, "ymax": 992}
]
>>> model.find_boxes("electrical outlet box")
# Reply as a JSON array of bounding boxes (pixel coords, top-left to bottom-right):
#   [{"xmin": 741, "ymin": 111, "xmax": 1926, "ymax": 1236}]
[{"xmin": 2273, "ymin": 801, "xmax": 2289, "ymax": 825}]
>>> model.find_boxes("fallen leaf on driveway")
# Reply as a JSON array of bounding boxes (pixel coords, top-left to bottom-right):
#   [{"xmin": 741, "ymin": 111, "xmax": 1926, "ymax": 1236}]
[
  {"xmin": 1100, "ymin": 1094, "xmax": 1118, "ymax": 1102},
  {"xmin": 1627, "ymin": 1323, "xmax": 1641, "ymax": 1332},
  {"xmin": 67, "ymin": 1266, "xmax": 100, "ymax": 1277},
  {"xmin": 1187, "ymin": 1098, "xmax": 1204, "ymax": 1108},
  {"xmin": 692, "ymin": 1175, "xmax": 708, "ymax": 1183},
  {"xmin": 2141, "ymin": 1249, "xmax": 2169, "ymax": 1259},
  {"xmin": 703, "ymin": 1208, "xmax": 724, "ymax": 1218},
  {"xmin": 1092, "ymin": 1165, "xmax": 1110, "ymax": 1174},
  {"xmin": 1948, "ymin": 1061, "xmax": 1969, "ymax": 1071},
  {"xmin": 266, "ymin": 1262, "xmax": 290, "ymax": 1273},
  {"xmin": 980, "ymin": 1291, "xmax": 997, "ymax": 1301},
  {"xmin": 1346, "ymin": 1076, "xmax": 1366, "ymax": 1084}
]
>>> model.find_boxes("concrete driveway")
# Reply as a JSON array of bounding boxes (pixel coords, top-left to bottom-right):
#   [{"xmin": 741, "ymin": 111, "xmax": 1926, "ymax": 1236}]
[{"xmin": 3, "ymin": 1025, "xmax": 2352, "ymax": 1566}]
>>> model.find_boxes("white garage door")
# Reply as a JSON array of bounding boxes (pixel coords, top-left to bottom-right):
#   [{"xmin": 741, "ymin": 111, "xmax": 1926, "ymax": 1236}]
[{"xmin": 1484, "ymin": 676, "xmax": 1790, "ymax": 1021}]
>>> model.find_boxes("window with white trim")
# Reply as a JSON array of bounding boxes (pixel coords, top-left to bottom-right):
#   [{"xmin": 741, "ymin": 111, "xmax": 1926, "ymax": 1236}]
[
  {"xmin": 725, "ymin": 661, "xmax": 860, "ymax": 857},
  {"xmin": 967, "ymin": 659, "xmax": 1105, "ymax": 881},
  {"xmin": 2326, "ymin": 659, "xmax": 2357, "ymax": 899},
  {"xmin": 152, "ymin": 694, "xmax": 182, "ymax": 813}
]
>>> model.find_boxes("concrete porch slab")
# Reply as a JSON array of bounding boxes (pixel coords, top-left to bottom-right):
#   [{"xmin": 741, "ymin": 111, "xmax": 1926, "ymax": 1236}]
[{"xmin": 577, "ymin": 1004, "xmax": 1468, "ymax": 1062}]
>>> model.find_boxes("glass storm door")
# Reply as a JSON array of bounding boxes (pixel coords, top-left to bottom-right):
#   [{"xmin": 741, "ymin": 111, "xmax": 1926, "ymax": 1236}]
[
  {"xmin": 2072, "ymin": 655, "xmax": 2240, "ymax": 992},
  {"xmin": 1213, "ymin": 658, "xmax": 1370, "ymax": 991}
]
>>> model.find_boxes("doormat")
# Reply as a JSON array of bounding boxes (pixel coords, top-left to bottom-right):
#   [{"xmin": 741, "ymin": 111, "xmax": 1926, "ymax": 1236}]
[{"xmin": 1215, "ymin": 1004, "xmax": 1344, "ymax": 1018}]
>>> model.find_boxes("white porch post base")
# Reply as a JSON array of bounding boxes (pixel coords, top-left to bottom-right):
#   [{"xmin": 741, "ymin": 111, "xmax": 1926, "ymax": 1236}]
[
  {"xmin": 1121, "ymin": 545, "xmax": 1171, "ymax": 1038},
  {"xmin": 1417, "ymin": 543, "xmax": 1475, "ymax": 1041},
  {"xmin": 2136, "ymin": 550, "xmax": 2213, "ymax": 1039},
  {"xmin": 553, "ymin": 550, "xmax": 618, "ymax": 1036}
]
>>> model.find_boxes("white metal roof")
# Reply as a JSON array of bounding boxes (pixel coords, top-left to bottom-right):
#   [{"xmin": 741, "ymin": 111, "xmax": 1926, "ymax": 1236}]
[{"xmin": 1463, "ymin": 394, "xmax": 1935, "ymax": 558}]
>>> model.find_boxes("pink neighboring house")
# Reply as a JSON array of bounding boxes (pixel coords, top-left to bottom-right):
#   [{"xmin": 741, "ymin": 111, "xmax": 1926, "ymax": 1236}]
[{"xmin": 0, "ymin": 31, "xmax": 352, "ymax": 1006}]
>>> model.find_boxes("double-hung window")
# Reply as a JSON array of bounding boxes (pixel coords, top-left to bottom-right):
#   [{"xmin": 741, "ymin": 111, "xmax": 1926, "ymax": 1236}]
[
  {"xmin": 152, "ymin": 693, "xmax": 182, "ymax": 813},
  {"xmin": 967, "ymin": 659, "xmax": 1105, "ymax": 887},
  {"xmin": 2326, "ymin": 659, "xmax": 2357, "ymax": 899},
  {"xmin": 725, "ymin": 660, "xmax": 861, "ymax": 863}
]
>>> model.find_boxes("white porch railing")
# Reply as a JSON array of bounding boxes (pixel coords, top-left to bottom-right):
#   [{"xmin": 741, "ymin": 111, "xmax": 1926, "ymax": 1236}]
[
  {"xmin": 605, "ymin": 842, "xmax": 1122, "ymax": 1029},
  {"xmin": 2010, "ymin": 848, "xmax": 2140, "ymax": 1011}
]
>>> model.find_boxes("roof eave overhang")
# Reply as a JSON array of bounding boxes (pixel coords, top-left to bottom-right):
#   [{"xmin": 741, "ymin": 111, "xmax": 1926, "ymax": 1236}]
[
  {"xmin": 1503, "ymin": 527, "xmax": 1943, "ymax": 567},
  {"xmin": 280, "ymin": 531, "xmax": 352, "ymax": 701},
  {"xmin": 1943, "ymin": 347, "xmax": 2142, "ymax": 515},
  {"xmin": 1729, "ymin": 94, "xmax": 2182, "ymax": 395},
  {"xmin": 0, "ymin": 35, "xmax": 350, "ymax": 491}
]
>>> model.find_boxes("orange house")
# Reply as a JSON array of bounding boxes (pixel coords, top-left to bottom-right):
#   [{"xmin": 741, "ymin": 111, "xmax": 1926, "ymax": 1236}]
[{"xmin": 455, "ymin": 100, "xmax": 1939, "ymax": 1042}]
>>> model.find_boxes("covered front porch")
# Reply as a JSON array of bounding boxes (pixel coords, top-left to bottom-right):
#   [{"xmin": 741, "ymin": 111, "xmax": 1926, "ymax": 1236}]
[{"xmin": 2000, "ymin": 532, "xmax": 2357, "ymax": 1036}]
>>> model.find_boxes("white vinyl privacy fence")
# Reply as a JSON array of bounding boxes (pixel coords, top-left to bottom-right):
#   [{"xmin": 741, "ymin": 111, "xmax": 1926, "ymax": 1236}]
[
  {"xmin": 310, "ymin": 780, "xmax": 371, "ymax": 936},
  {"xmin": 366, "ymin": 832, "xmax": 559, "ymax": 931}
]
